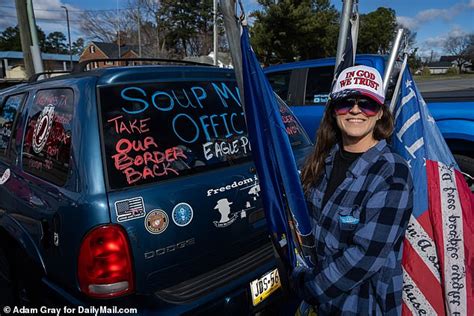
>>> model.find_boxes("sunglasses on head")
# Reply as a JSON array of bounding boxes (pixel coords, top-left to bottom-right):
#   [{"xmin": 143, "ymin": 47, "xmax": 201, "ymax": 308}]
[{"xmin": 333, "ymin": 97, "xmax": 381, "ymax": 117}]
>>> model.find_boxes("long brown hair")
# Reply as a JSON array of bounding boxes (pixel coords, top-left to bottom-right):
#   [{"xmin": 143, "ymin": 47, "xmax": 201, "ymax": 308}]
[{"xmin": 301, "ymin": 101, "xmax": 394, "ymax": 193}]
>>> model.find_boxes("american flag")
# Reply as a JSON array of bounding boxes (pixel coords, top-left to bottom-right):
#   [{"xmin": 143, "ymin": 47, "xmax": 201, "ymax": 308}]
[
  {"xmin": 391, "ymin": 62, "xmax": 474, "ymax": 315},
  {"xmin": 115, "ymin": 197, "xmax": 145, "ymax": 221}
]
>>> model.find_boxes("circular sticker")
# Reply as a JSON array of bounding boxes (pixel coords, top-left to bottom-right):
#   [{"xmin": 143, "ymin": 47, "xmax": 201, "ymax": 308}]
[
  {"xmin": 172, "ymin": 203, "xmax": 194, "ymax": 227},
  {"xmin": 0, "ymin": 168, "xmax": 10, "ymax": 185},
  {"xmin": 32, "ymin": 104, "xmax": 55, "ymax": 154},
  {"xmin": 145, "ymin": 209, "xmax": 169, "ymax": 234}
]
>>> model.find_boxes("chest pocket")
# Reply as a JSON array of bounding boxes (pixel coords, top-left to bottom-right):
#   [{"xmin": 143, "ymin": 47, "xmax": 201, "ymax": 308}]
[
  {"xmin": 321, "ymin": 206, "xmax": 361, "ymax": 252},
  {"xmin": 322, "ymin": 180, "xmax": 364, "ymax": 252}
]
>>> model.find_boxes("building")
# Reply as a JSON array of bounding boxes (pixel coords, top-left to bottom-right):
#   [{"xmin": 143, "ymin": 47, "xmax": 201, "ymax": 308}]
[
  {"xmin": 439, "ymin": 55, "xmax": 473, "ymax": 73},
  {"xmin": 0, "ymin": 51, "xmax": 79, "ymax": 79},
  {"xmin": 425, "ymin": 61, "xmax": 455, "ymax": 75},
  {"xmin": 425, "ymin": 55, "xmax": 473, "ymax": 74},
  {"xmin": 184, "ymin": 52, "xmax": 233, "ymax": 68},
  {"xmin": 79, "ymin": 42, "xmax": 139, "ymax": 69}
]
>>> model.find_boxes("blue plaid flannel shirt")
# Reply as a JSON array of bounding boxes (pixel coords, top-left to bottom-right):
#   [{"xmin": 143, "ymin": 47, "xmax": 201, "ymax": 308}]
[{"xmin": 299, "ymin": 140, "xmax": 413, "ymax": 315}]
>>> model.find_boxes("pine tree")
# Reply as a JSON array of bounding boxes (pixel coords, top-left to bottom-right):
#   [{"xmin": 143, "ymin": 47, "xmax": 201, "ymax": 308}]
[
  {"xmin": 158, "ymin": 0, "xmax": 216, "ymax": 57},
  {"xmin": 357, "ymin": 8, "xmax": 397, "ymax": 54},
  {"xmin": 250, "ymin": 0, "xmax": 339, "ymax": 65}
]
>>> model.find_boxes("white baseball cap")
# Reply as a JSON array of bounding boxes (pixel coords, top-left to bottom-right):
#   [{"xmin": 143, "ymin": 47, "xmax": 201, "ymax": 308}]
[{"xmin": 330, "ymin": 65, "xmax": 385, "ymax": 105}]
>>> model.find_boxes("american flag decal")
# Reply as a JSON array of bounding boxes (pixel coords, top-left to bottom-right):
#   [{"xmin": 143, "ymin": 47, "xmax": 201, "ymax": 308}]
[{"xmin": 115, "ymin": 197, "xmax": 146, "ymax": 222}]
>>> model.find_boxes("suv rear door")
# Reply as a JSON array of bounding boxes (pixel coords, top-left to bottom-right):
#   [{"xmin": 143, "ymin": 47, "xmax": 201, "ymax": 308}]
[{"xmin": 97, "ymin": 68, "xmax": 311, "ymax": 300}]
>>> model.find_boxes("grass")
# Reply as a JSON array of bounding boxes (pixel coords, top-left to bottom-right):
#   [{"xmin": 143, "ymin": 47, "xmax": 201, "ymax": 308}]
[{"xmin": 413, "ymin": 73, "xmax": 474, "ymax": 82}]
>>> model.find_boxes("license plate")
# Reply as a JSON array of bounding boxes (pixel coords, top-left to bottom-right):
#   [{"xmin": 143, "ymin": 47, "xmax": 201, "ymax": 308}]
[{"xmin": 249, "ymin": 268, "xmax": 281, "ymax": 306}]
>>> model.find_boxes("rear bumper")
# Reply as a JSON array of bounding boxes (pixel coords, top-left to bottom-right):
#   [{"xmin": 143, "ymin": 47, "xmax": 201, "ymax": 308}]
[{"xmin": 40, "ymin": 252, "xmax": 282, "ymax": 315}]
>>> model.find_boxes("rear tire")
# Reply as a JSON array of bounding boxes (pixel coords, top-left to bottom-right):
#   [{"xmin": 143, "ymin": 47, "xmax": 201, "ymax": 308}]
[
  {"xmin": 454, "ymin": 154, "xmax": 474, "ymax": 192},
  {"xmin": 11, "ymin": 248, "xmax": 43, "ymax": 306},
  {"xmin": 0, "ymin": 246, "xmax": 15, "ymax": 306}
]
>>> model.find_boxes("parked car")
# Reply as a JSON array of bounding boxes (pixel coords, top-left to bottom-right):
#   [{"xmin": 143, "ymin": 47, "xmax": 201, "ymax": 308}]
[
  {"xmin": 0, "ymin": 59, "xmax": 312, "ymax": 314},
  {"xmin": 264, "ymin": 54, "xmax": 474, "ymax": 190}
]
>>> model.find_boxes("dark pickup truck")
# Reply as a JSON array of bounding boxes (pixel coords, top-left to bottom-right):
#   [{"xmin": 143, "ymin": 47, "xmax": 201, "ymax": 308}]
[{"xmin": 264, "ymin": 54, "xmax": 474, "ymax": 190}]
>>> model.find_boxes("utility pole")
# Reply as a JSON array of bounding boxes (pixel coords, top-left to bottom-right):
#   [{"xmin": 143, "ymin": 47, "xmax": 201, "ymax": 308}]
[
  {"xmin": 61, "ymin": 6, "xmax": 73, "ymax": 70},
  {"xmin": 26, "ymin": 0, "xmax": 43, "ymax": 73},
  {"xmin": 137, "ymin": 8, "xmax": 142, "ymax": 57},
  {"xmin": 116, "ymin": 0, "xmax": 121, "ymax": 58},
  {"xmin": 15, "ymin": 0, "xmax": 35, "ymax": 77},
  {"xmin": 213, "ymin": 0, "xmax": 218, "ymax": 66}
]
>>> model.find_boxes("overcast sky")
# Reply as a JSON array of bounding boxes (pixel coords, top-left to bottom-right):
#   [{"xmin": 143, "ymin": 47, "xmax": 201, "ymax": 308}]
[{"xmin": 0, "ymin": 0, "xmax": 473, "ymax": 59}]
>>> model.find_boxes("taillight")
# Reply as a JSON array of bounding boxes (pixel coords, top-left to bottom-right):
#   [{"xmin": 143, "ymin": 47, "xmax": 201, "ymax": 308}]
[{"xmin": 78, "ymin": 225, "xmax": 134, "ymax": 298}]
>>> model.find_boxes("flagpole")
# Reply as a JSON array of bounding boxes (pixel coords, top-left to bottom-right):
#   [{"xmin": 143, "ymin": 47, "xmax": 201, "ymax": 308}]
[
  {"xmin": 335, "ymin": 0, "xmax": 354, "ymax": 73},
  {"xmin": 383, "ymin": 28, "xmax": 404, "ymax": 95},
  {"xmin": 220, "ymin": 0, "xmax": 317, "ymax": 278},
  {"xmin": 351, "ymin": 0, "xmax": 359, "ymax": 64},
  {"xmin": 389, "ymin": 53, "xmax": 408, "ymax": 113},
  {"xmin": 220, "ymin": 0, "xmax": 244, "ymax": 102},
  {"xmin": 213, "ymin": 0, "xmax": 218, "ymax": 66}
]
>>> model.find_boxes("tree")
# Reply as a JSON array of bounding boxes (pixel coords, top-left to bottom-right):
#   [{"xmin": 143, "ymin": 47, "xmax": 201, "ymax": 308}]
[
  {"xmin": 71, "ymin": 37, "xmax": 85, "ymax": 55},
  {"xmin": 0, "ymin": 25, "xmax": 46, "ymax": 52},
  {"xmin": 444, "ymin": 33, "xmax": 474, "ymax": 73},
  {"xmin": 395, "ymin": 25, "xmax": 420, "ymax": 71},
  {"xmin": 79, "ymin": 10, "xmax": 133, "ymax": 43},
  {"xmin": 79, "ymin": 1, "xmax": 170, "ymax": 57},
  {"xmin": 358, "ymin": 8, "xmax": 397, "ymax": 54},
  {"xmin": 250, "ymin": 0, "xmax": 339, "ymax": 65},
  {"xmin": 0, "ymin": 26, "xmax": 22, "ymax": 51},
  {"xmin": 158, "ymin": 0, "xmax": 215, "ymax": 57},
  {"xmin": 44, "ymin": 31, "xmax": 68, "ymax": 54},
  {"xmin": 407, "ymin": 48, "xmax": 422, "ymax": 72}
]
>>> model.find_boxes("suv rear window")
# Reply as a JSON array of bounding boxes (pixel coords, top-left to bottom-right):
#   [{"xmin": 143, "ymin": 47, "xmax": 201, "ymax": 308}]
[{"xmin": 99, "ymin": 80, "xmax": 309, "ymax": 190}]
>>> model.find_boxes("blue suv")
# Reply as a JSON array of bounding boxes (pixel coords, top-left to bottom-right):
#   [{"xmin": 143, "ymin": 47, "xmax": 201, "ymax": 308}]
[{"xmin": 0, "ymin": 60, "xmax": 312, "ymax": 314}]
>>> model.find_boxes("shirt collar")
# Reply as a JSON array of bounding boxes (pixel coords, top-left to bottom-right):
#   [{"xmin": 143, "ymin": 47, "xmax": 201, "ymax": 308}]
[{"xmin": 325, "ymin": 139, "xmax": 388, "ymax": 178}]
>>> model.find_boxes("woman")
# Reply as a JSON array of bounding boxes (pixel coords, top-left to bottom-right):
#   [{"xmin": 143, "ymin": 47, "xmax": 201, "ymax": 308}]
[{"xmin": 293, "ymin": 65, "xmax": 413, "ymax": 315}]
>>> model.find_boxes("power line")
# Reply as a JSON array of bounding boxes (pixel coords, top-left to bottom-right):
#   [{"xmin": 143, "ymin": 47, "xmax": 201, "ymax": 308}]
[
  {"xmin": 0, "ymin": 5, "xmax": 133, "ymax": 13},
  {"xmin": 0, "ymin": 14, "xmax": 81, "ymax": 22}
]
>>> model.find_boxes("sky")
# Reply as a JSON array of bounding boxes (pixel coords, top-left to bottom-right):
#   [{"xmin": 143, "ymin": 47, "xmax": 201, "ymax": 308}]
[{"xmin": 0, "ymin": 0, "xmax": 473, "ymax": 59}]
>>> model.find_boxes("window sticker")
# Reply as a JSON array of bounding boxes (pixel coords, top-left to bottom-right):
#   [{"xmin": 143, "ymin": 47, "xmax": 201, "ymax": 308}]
[
  {"xmin": 32, "ymin": 104, "xmax": 55, "ymax": 154},
  {"xmin": 0, "ymin": 168, "xmax": 10, "ymax": 185}
]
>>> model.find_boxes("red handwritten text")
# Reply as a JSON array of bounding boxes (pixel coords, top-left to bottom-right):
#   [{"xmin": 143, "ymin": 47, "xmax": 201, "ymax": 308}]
[{"xmin": 111, "ymin": 135, "xmax": 187, "ymax": 185}]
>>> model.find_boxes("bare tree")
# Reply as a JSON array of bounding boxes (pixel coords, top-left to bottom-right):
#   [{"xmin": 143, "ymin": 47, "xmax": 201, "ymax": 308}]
[
  {"xmin": 444, "ymin": 33, "xmax": 474, "ymax": 73},
  {"xmin": 79, "ymin": 0, "xmax": 222, "ymax": 59},
  {"xmin": 128, "ymin": 0, "xmax": 170, "ymax": 57},
  {"xmin": 80, "ymin": 10, "xmax": 133, "ymax": 43}
]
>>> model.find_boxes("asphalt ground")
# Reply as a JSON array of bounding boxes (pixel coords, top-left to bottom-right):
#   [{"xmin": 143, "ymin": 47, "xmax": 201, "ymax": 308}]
[{"xmin": 415, "ymin": 77, "xmax": 474, "ymax": 92}]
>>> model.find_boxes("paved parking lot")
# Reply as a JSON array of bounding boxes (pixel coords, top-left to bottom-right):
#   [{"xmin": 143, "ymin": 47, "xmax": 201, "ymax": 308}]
[{"xmin": 416, "ymin": 77, "xmax": 474, "ymax": 92}]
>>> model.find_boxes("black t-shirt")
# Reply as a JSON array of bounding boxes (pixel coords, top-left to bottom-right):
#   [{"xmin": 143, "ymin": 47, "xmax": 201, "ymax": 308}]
[{"xmin": 322, "ymin": 148, "xmax": 363, "ymax": 208}]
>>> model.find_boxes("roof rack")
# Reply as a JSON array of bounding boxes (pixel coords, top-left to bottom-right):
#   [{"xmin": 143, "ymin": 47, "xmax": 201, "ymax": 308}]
[
  {"xmin": 73, "ymin": 58, "xmax": 214, "ymax": 73},
  {"xmin": 28, "ymin": 70, "xmax": 72, "ymax": 82}
]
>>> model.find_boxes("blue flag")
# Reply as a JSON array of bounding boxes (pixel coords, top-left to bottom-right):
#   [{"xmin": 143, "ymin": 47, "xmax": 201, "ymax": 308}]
[
  {"xmin": 240, "ymin": 25, "xmax": 314, "ymax": 267},
  {"xmin": 392, "ymin": 63, "xmax": 474, "ymax": 315}
]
